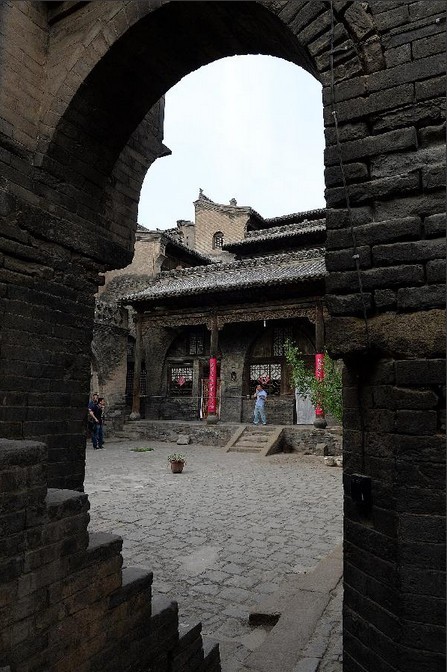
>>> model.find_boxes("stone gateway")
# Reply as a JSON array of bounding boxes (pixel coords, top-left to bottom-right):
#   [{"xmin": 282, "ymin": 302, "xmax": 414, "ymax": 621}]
[{"xmin": 0, "ymin": 2, "xmax": 445, "ymax": 672}]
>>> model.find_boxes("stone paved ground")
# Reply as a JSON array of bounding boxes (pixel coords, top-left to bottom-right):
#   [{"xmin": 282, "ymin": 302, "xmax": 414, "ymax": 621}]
[{"xmin": 84, "ymin": 440, "xmax": 343, "ymax": 671}]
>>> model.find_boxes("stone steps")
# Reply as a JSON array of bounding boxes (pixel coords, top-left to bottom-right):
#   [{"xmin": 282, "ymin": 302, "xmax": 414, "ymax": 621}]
[{"xmin": 225, "ymin": 425, "xmax": 284, "ymax": 456}]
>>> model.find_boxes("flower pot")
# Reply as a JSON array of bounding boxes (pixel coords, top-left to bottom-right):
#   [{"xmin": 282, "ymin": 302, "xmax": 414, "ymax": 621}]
[{"xmin": 170, "ymin": 460, "xmax": 184, "ymax": 473}]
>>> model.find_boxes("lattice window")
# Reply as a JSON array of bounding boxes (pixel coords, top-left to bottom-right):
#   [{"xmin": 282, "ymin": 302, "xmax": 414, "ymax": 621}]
[
  {"xmin": 212, "ymin": 231, "xmax": 224, "ymax": 249},
  {"xmin": 125, "ymin": 363, "xmax": 147, "ymax": 404},
  {"xmin": 169, "ymin": 365, "xmax": 193, "ymax": 396},
  {"xmin": 189, "ymin": 331, "xmax": 204, "ymax": 355},
  {"xmin": 249, "ymin": 363, "xmax": 282, "ymax": 396},
  {"xmin": 127, "ymin": 338, "xmax": 135, "ymax": 359},
  {"xmin": 273, "ymin": 327, "xmax": 293, "ymax": 356}
]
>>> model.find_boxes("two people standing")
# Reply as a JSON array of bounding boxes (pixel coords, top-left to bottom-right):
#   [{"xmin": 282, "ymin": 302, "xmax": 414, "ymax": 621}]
[
  {"xmin": 88, "ymin": 393, "xmax": 105, "ymax": 449},
  {"xmin": 253, "ymin": 384, "xmax": 268, "ymax": 425}
]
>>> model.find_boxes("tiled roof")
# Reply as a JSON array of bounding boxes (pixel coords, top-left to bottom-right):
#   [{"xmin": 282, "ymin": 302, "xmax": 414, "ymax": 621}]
[
  {"xmin": 123, "ymin": 248, "xmax": 326, "ymax": 304},
  {"xmin": 162, "ymin": 230, "xmax": 212, "ymax": 263},
  {"xmin": 223, "ymin": 219, "xmax": 325, "ymax": 251},
  {"xmin": 263, "ymin": 208, "xmax": 326, "ymax": 225},
  {"xmin": 136, "ymin": 224, "xmax": 211, "ymax": 264}
]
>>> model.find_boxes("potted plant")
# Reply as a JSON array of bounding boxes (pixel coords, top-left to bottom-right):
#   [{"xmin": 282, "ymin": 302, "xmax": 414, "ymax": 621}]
[{"xmin": 168, "ymin": 453, "xmax": 186, "ymax": 473}]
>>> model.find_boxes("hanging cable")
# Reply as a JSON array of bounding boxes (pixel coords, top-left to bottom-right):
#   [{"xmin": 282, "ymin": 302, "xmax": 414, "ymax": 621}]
[{"xmin": 328, "ymin": 0, "xmax": 371, "ymax": 350}]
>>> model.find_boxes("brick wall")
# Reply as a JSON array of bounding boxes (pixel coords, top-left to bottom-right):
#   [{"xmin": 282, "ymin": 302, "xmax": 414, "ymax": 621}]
[
  {"xmin": 194, "ymin": 196, "xmax": 251, "ymax": 258},
  {"xmin": 0, "ymin": 1, "xmax": 445, "ymax": 671},
  {"xmin": 0, "ymin": 439, "xmax": 220, "ymax": 671}
]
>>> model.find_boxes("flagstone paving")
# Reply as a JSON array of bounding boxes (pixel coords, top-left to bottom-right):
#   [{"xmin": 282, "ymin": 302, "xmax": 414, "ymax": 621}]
[{"xmin": 84, "ymin": 440, "xmax": 343, "ymax": 671}]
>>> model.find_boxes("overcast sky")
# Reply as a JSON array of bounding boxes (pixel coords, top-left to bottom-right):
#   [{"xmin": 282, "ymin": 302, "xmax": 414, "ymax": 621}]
[{"xmin": 138, "ymin": 55, "xmax": 325, "ymax": 230}]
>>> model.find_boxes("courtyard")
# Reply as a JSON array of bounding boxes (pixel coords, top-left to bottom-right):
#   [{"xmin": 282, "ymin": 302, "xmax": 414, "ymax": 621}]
[{"xmin": 84, "ymin": 440, "xmax": 343, "ymax": 671}]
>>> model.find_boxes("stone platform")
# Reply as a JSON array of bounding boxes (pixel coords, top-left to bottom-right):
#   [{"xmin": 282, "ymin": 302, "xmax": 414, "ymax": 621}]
[{"xmin": 109, "ymin": 420, "xmax": 342, "ymax": 456}]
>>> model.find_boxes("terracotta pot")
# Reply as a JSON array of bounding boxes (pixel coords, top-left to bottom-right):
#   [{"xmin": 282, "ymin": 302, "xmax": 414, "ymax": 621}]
[{"xmin": 170, "ymin": 460, "xmax": 184, "ymax": 473}]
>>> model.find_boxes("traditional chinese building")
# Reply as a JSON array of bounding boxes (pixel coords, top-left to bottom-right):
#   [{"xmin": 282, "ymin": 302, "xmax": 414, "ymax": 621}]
[{"xmin": 123, "ymin": 198, "xmax": 328, "ymax": 426}]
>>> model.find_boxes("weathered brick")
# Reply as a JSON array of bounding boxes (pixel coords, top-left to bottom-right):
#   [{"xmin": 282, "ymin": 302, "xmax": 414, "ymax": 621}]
[
  {"xmin": 374, "ymin": 289, "xmax": 396, "ymax": 310},
  {"xmin": 326, "ymin": 292, "xmax": 373, "ymax": 317},
  {"xmin": 415, "ymin": 74, "xmax": 446, "ymax": 101},
  {"xmin": 385, "ymin": 43, "xmax": 411, "ymax": 68},
  {"xmin": 325, "ymin": 245, "xmax": 371, "ymax": 269},
  {"xmin": 370, "ymin": 146, "xmax": 445, "ymax": 179},
  {"xmin": 426, "ymin": 259, "xmax": 446, "ymax": 283},
  {"xmin": 325, "ymin": 127, "xmax": 417, "ymax": 165},
  {"xmin": 424, "ymin": 213, "xmax": 446, "ymax": 237},
  {"xmin": 395, "ymin": 410, "xmax": 438, "ymax": 435},
  {"xmin": 412, "ymin": 31, "xmax": 446, "ymax": 59},
  {"xmin": 373, "ymin": 386, "xmax": 439, "ymax": 411},
  {"xmin": 324, "ymin": 162, "xmax": 369, "ymax": 188},
  {"xmin": 372, "ymin": 239, "xmax": 444, "ymax": 266},
  {"xmin": 373, "ymin": 98, "xmax": 445, "ymax": 132},
  {"xmin": 397, "ymin": 284, "xmax": 445, "ymax": 311},
  {"xmin": 325, "ymin": 83, "xmax": 414, "ymax": 124},
  {"xmin": 422, "ymin": 164, "xmax": 445, "ymax": 191},
  {"xmin": 362, "ymin": 265, "xmax": 425, "ymax": 290},
  {"xmin": 373, "ymin": 192, "xmax": 446, "ymax": 220},
  {"xmin": 395, "ymin": 359, "xmax": 446, "ymax": 385},
  {"xmin": 409, "ymin": 0, "xmax": 447, "ymax": 21}
]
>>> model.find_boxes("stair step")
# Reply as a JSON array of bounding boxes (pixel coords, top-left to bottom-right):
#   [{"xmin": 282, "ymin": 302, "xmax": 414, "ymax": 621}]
[
  {"xmin": 170, "ymin": 622, "xmax": 204, "ymax": 671},
  {"xmin": 202, "ymin": 639, "xmax": 221, "ymax": 671},
  {"xmin": 238, "ymin": 439, "xmax": 268, "ymax": 446},
  {"xmin": 229, "ymin": 447, "xmax": 261, "ymax": 453},
  {"xmin": 109, "ymin": 566, "xmax": 153, "ymax": 608},
  {"xmin": 46, "ymin": 488, "xmax": 89, "ymax": 520}
]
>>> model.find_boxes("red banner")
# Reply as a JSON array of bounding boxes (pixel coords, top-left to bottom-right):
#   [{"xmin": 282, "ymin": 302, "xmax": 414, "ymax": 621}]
[
  {"xmin": 208, "ymin": 357, "xmax": 217, "ymax": 415},
  {"xmin": 315, "ymin": 353, "xmax": 324, "ymax": 416}
]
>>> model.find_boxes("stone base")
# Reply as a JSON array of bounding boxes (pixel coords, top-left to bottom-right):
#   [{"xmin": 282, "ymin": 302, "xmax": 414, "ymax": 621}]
[{"xmin": 206, "ymin": 414, "xmax": 219, "ymax": 425}]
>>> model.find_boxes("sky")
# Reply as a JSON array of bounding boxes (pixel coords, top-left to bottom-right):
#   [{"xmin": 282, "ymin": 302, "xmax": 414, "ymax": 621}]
[{"xmin": 138, "ymin": 55, "xmax": 325, "ymax": 230}]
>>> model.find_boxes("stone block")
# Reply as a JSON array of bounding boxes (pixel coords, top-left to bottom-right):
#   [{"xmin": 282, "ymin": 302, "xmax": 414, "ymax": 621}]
[
  {"xmin": 397, "ymin": 285, "xmax": 445, "ymax": 311},
  {"xmin": 413, "ymin": 31, "xmax": 446, "ymax": 59},
  {"xmin": 325, "ymin": 205, "xmax": 372, "ymax": 230},
  {"xmin": 426, "ymin": 259, "xmax": 446, "ymax": 283},
  {"xmin": 366, "ymin": 53, "xmax": 446, "ymax": 93},
  {"xmin": 364, "ymin": 265, "xmax": 426, "ymax": 290},
  {"xmin": 395, "ymin": 410, "xmax": 438, "ymax": 435},
  {"xmin": 374, "ymin": 289, "xmax": 396, "ymax": 310},
  {"xmin": 415, "ymin": 75, "xmax": 446, "ymax": 101},
  {"xmin": 325, "ymin": 127, "xmax": 417, "ymax": 165},
  {"xmin": 325, "ymin": 83, "xmax": 414, "ymax": 124},
  {"xmin": 395, "ymin": 359, "xmax": 446, "ymax": 386},
  {"xmin": 373, "ymin": 192, "xmax": 446, "ymax": 221},
  {"xmin": 422, "ymin": 164, "xmax": 446, "ymax": 190},
  {"xmin": 419, "ymin": 123, "xmax": 446, "ymax": 147},
  {"xmin": 409, "ymin": 0, "xmax": 447, "ymax": 21},
  {"xmin": 176, "ymin": 434, "xmax": 190, "ymax": 445},
  {"xmin": 372, "ymin": 239, "xmax": 444, "ymax": 266},
  {"xmin": 374, "ymin": 386, "xmax": 438, "ymax": 411},
  {"xmin": 325, "ymin": 246, "xmax": 371, "ymax": 270},
  {"xmin": 385, "ymin": 43, "xmax": 411, "ymax": 68},
  {"xmin": 373, "ymin": 98, "xmax": 445, "ymax": 133},
  {"xmin": 424, "ymin": 213, "xmax": 446, "ymax": 237},
  {"xmin": 324, "ymin": 162, "xmax": 368, "ymax": 188},
  {"xmin": 326, "ymin": 293, "xmax": 373, "ymax": 317}
]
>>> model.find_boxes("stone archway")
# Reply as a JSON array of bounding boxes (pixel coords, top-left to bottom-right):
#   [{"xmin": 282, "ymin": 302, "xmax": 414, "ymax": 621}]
[{"xmin": 0, "ymin": 2, "xmax": 445, "ymax": 671}]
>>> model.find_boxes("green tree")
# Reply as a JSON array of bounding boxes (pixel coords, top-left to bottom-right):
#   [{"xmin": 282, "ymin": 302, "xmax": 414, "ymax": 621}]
[{"xmin": 284, "ymin": 340, "xmax": 343, "ymax": 424}]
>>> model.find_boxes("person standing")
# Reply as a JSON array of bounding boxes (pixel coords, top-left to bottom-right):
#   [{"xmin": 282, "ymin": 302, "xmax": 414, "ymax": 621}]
[
  {"xmin": 253, "ymin": 384, "xmax": 268, "ymax": 425},
  {"xmin": 87, "ymin": 393, "xmax": 104, "ymax": 449}
]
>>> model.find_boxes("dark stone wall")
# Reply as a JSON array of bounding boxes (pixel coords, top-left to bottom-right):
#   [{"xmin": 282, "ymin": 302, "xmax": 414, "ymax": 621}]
[
  {"xmin": 0, "ymin": 2, "xmax": 445, "ymax": 671},
  {"xmin": 0, "ymin": 439, "xmax": 219, "ymax": 671}
]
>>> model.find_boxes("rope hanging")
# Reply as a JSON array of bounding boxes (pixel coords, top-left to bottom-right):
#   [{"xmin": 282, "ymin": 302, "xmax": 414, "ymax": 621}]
[{"xmin": 328, "ymin": 0, "xmax": 371, "ymax": 351}]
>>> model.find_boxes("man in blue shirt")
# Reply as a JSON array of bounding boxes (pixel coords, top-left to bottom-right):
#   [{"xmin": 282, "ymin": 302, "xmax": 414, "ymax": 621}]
[{"xmin": 253, "ymin": 384, "xmax": 268, "ymax": 425}]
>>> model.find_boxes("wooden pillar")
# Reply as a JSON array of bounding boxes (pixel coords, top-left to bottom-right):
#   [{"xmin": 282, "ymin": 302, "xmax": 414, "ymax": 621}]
[
  {"xmin": 314, "ymin": 301, "xmax": 327, "ymax": 429},
  {"xmin": 207, "ymin": 315, "xmax": 219, "ymax": 424},
  {"xmin": 130, "ymin": 312, "xmax": 143, "ymax": 420}
]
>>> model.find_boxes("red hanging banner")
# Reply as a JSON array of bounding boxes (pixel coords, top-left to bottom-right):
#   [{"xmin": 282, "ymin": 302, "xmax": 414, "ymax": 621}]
[
  {"xmin": 208, "ymin": 357, "xmax": 217, "ymax": 415},
  {"xmin": 315, "ymin": 353, "xmax": 325, "ymax": 417}
]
